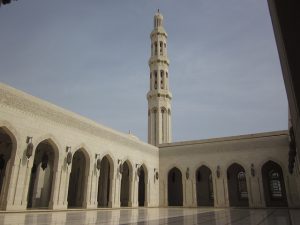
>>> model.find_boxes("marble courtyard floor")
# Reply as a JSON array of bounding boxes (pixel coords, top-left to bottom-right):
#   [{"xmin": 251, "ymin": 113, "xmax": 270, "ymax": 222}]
[{"xmin": 0, "ymin": 208, "xmax": 299, "ymax": 225}]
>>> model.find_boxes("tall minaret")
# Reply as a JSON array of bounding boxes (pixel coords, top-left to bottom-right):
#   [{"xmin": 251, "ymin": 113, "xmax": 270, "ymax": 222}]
[{"xmin": 147, "ymin": 10, "xmax": 172, "ymax": 146}]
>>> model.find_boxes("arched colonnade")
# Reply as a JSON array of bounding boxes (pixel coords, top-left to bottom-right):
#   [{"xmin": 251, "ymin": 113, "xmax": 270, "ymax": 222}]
[
  {"xmin": 0, "ymin": 126, "xmax": 150, "ymax": 210},
  {"xmin": 167, "ymin": 161, "xmax": 288, "ymax": 207}
]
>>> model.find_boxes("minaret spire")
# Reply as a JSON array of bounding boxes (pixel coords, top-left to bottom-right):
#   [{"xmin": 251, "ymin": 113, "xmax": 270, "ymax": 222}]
[{"xmin": 147, "ymin": 11, "xmax": 172, "ymax": 146}]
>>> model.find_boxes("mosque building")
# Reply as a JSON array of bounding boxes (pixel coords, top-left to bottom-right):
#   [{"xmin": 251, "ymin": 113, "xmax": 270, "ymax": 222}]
[{"xmin": 0, "ymin": 11, "xmax": 299, "ymax": 211}]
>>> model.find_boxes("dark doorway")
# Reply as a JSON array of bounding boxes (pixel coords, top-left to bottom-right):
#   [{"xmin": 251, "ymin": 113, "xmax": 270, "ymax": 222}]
[
  {"xmin": 138, "ymin": 166, "xmax": 145, "ymax": 206},
  {"xmin": 98, "ymin": 155, "xmax": 112, "ymax": 207},
  {"xmin": 67, "ymin": 149, "xmax": 88, "ymax": 208},
  {"xmin": 262, "ymin": 160, "xmax": 288, "ymax": 207},
  {"xmin": 168, "ymin": 167, "xmax": 183, "ymax": 206},
  {"xmin": 27, "ymin": 140, "xmax": 56, "ymax": 209},
  {"xmin": 196, "ymin": 166, "xmax": 214, "ymax": 206},
  {"xmin": 120, "ymin": 161, "xmax": 131, "ymax": 207},
  {"xmin": 227, "ymin": 163, "xmax": 249, "ymax": 207},
  {"xmin": 0, "ymin": 128, "xmax": 13, "ymax": 203}
]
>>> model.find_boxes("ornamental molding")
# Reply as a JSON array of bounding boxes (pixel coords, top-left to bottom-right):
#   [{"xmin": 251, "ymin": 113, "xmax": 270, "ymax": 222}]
[{"xmin": 0, "ymin": 84, "xmax": 157, "ymax": 152}]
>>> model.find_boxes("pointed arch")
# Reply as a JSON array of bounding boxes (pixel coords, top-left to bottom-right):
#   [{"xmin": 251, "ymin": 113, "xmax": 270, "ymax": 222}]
[
  {"xmin": 261, "ymin": 160, "xmax": 288, "ymax": 207},
  {"xmin": 165, "ymin": 164, "xmax": 184, "ymax": 178},
  {"xmin": 27, "ymin": 138, "xmax": 59, "ymax": 208},
  {"xmin": 67, "ymin": 148, "xmax": 90, "ymax": 208},
  {"xmin": 138, "ymin": 163, "xmax": 149, "ymax": 207},
  {"xmin": 227, "ymin": 163, "xmax": 249, "ymax": 207},
  {"xmin": 195, "ymin": 165, "xmax": 214, "ymax": 206},
  {"xmin": 0, "ymin": 125, "xmax": 18, "ymax": 208},
  {"xmin": 168, "ymin": 167, "xmax": 183, "ymax": 206},
  {"xmin": 120, "ymin": 159, "xmax": 133, "ymax": 207},
  {"xmin": 98, "ymin": 154, "xmax": 114, "ymax": 207}
]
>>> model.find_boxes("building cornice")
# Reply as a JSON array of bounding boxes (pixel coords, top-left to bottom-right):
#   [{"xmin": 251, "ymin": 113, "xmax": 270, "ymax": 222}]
[
  {"xmin": 159, "ymin": 130, "xmax": 288, "ymax": 149},
  {"xmin": 0, "ymin": 82, "xmax": 158, "ymax": 152}
]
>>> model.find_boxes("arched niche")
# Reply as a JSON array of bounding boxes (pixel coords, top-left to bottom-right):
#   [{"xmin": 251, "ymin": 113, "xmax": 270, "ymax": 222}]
[
  {"xmin": 27, "ymin": 139, "xmax": 59, "ymax": 209},
  {"xmin": 168, "ymin": 167, "xmax": 183, "ymax": 206},
  {"xmin": 120, "ymin": 160, "xmax": 133, "ymax": 207},
  {"xmin": 67, "ymin": 148, "xmax": 90, "ymax": 208},
  {"xmin": 196, "ymin": 165, "xmax": 214, "ymax": 206},
  {"xmin": 227, "ymin": 163, "xmax": 249, "ymax": 207},
  {"xmin": 138, "ymin": 164, "xmax": 148, "ymax": 207},
  {"xmin": 262, "ymin": 160, "xmax": 288, "ymax": 207},
  {"xmin": 98, "ymin": 154, "xmax": 114, "ymax": 207}
]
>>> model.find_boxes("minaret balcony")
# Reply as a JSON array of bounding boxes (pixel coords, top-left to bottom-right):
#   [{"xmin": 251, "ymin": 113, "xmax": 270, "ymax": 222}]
[
  {"xmin": 148, "ymin": 57, "xmax": 170, "ymax": 66},
  {"xmin": 150, "ymin": 28, "xmax": 168, "ymax": 38},
  {"xmin": 147, "ymin": 90, "xmax": 172, "ymax": 100}
]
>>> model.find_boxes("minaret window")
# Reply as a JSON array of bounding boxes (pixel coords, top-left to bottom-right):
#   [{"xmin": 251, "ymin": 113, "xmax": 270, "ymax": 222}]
[
  {"xmin": 165, "ymin": 72, "xmax": 168, "ymax": 89},
  {"xmin": 153, "ymin": 109, "xmax": 157, "ymax": 145},
  {"xmin": 154, "ymin": 42, "xmax": 158, "ymax": 55},
  {"xmin": 150, "ymin": 73, "xmax": 152, "ymax": 90},
  {"xmin": 154, "ymin": 71, "xmax": 158, "ymax": 89},
  {"xmin": 161, "ymin": 108, "xmax": 166, "ymax": 142},
  {"xmin": 160, "ymin": 70, "xmax": 164, "ymax": 89},
  {"xmin": 160, "ymin": 42, "xmax": 163, "ymax": 55}
]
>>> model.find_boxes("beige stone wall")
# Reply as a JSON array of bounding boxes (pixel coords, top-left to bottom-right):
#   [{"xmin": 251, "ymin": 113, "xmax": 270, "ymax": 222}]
[
  {"xmin": 1, "ymin": 82, "xmax": 299, "ymax": 211},
  {"xmin": 0, "ymin": 83, "xmax": 159, "ymax": 210},
  {"xmin": 159, "ymin": 131, "xmax": 300, "ymax": 208}
]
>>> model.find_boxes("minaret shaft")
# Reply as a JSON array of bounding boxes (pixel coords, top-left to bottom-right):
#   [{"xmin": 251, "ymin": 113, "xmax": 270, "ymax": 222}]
[{"xmin": 147, "ymin": 11, "xmax": 172, "ymax": 146}]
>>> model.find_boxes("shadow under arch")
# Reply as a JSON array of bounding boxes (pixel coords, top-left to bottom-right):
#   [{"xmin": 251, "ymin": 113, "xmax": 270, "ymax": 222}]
[
  {"xmin": 138, "ymin": 163, "xmax": 149, "ymax": 207},
  {"xmin": 195, "ymin": 165, "xmax": 214, "ymax": 206},
  {"xmin": 168, "ymin": 167, "xmax": 183, "ymax": 206},
  {"xmin": 261, "ymin": 160, "xmax": 288, "ymax": 207},
  {"xmin": 27, "ymin": 138, "xmax": 59, "ymax": 209},
  {"xmin": 120, "ymin": 159, "xmax": 133, "ymax": 207},
  {"xmin": 227, "ymin": 163, "xmax": 249, "ymax": 207},
  {"xmin": 98, "ymin": 154, "xmax": 114, "ymax": 207},
  {"xmin": 67, "ymin": 148, "xmax": 90, "ymax": 208},
  {"xmin": 0, "ymin": 126, "xmax": 18, "ymax": 209}
]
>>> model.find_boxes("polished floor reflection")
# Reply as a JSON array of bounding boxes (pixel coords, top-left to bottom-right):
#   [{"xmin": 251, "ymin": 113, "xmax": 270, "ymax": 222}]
[{"xmin": 0, "ymin": 208, "xmax": 299, "ymax": 225}]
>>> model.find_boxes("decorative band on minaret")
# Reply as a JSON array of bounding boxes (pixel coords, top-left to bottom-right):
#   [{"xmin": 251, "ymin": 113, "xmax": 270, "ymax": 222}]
[{"xmin": 147, "ymin": 11, "xmax": 172, "ymax": 146}]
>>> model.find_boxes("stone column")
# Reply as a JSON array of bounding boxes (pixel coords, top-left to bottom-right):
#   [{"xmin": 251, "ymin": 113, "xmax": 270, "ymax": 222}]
[
  {"xmin": 163, "ymin": 179, "xmax": 168, "ymax": 206},
  {"xmin": 51, "ymin": 163, "xmax": 68, "ymax": 210},
  {"xmin": 83, "ymin": 172, "xmax": 91, "ymax": 208},
  {"xmin": 87, "ymin": 166, "xmax": 99, "ymax": 209},
  {"xmin": 132, "ymin": 171, "xmax": 139, "ymax": 207},
  {"xmin": 257, "ymin": 172, "xmax": 266, "ymax": 207},
  {"xmin": 248, "ymin": 174, "xmax": 264, "ymax": 208},
  {"xmin": 144, "ymin": 178, "xmax": 149, "ymax": 206},
  {"xmin": 108, "ymin": 172, "xmax": 116, "ymax": 208},
  {"xmin": 213, "ymin": 170, "xmax": 229, "ymax": 207},
  {"xmin": 3, "ymin": 157, "xmax": 24, "ymax": 210},
  {"xmin": 18, "ymin": 158, "xmax": 34, "ymax": 210},
  {"xmin": 128, "ymin": 176, "xmax": 134, "ymax": 207},
  {"xmin": 191, "ymin": 179, "xmax": 197, "ymax": 207},
  {"xmin": 63, "ymin": 164, "xmax": 72, "ymax": 208},
  {"xmin": 114, "ymin": 171, "xmax": 121, "ymax": 208},
  {"xmin": 286, "ymin": 173, "xmax": 300, "ymax": 207},
  {"xmin": 183, "ymin": 177, "xmax": 194, "ymax": 207}
]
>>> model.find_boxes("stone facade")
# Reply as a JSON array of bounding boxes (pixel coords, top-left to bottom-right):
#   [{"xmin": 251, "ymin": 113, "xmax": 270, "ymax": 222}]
[
  {"xmin": 0, "ymin": 83, "xmax": 159, "ymax": 210},
  {"xmin": 159, "ymin": 132, "xmax": 300, "ymax": 208},
  {"xmin": 0, "ymin": 11, "xmax": 299, "ymax": 211}
]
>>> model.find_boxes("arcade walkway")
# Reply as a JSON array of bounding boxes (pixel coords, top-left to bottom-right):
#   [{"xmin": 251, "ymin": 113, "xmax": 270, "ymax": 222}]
[{"xmin": 0, "ymin": 208, "xmax": 299, "ymax": 225}]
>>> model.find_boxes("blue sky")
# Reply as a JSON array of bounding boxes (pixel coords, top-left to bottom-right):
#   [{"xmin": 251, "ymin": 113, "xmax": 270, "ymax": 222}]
[{"xmin": 0, "ymin": 0, "xmax": 287, "ymax": 142}]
